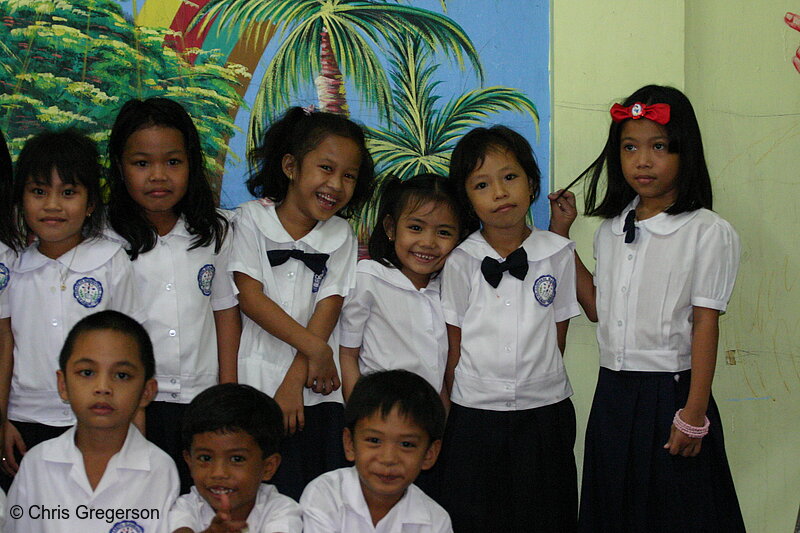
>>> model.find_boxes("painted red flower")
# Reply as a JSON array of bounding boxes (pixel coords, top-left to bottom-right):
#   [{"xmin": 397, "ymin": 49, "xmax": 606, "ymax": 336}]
[{"xmin": 785, "ymin": 12, "xmax": 800, "ymax": 73}]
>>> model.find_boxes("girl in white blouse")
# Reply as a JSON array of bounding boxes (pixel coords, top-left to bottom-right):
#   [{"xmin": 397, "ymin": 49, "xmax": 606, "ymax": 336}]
[{"xmin": 550, "ymin": 85, "xmax": 745, "ymax": 532}]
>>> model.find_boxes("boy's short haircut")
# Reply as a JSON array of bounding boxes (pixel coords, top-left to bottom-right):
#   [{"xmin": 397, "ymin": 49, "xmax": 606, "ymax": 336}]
[
  {"xmin": 58, "ymin": 310, "xmax": 155, "ymax": 381},
  {"xmin": 181, "ymin": 383, "xmax": 284, "ymax": 458},
  {"xmin": 344, "ymin": 370, "xmax": 446, "ymax": 443}
]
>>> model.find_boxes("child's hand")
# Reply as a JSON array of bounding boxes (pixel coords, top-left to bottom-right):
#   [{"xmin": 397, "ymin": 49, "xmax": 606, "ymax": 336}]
[
  {"xmin": 203, "ymin": 492, "xmax": 249, "ymax": 533},
  {"xmin": 663, "ymin": 424, "xmax": 702, "ymax": 457},
  {"xmin": 1, "ymin": 420, "xmax": 27, "ymax": 475},
  {"xmin": 274, "ymin": 377, "xmax": 305, "ymax": 435},
  {"xmin": 548, "ymin": 189, "xmax": 577, "ymax": 238},
  {"xmin": 304, "ymin": 339, "xmax": 341, "ymax": 394}
]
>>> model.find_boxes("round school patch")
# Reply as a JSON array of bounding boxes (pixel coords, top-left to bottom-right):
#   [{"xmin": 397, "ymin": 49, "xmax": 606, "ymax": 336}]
[
  {"xmin": 0, "ymin": 262, "xmax": 9, "ymax": 293},
  {"xmin": 533, "ymin": 274, "xmax": 557, "ymax": 307},
  {"xmin": 197, "ymin": 264, "xmax": 215, "ymax": 296},
  {"xmin": 312, "ymin": 267, "xmax": 327, "ymax": 294},
  {"xmin": 109, "ymin": 521, "xmax": 144, "ymax": 533},
  {"xmin": 73, "ymin": 277, "xmax": 103, "ymax": 308}
]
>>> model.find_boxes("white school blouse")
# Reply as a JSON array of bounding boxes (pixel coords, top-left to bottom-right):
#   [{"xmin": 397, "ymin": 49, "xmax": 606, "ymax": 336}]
[
  {"xmin": 339, "ymin": 260, "xmax": 447, "ymax": 392},
  {"xmin": 593, "ymin": 198, "xmax": 740, "ymax": 372},
  {"xmin": 169, "ymin": 484, "xmax": 302, "ymax": 533},
  {"xmin": 300, "ymin": 466, "xmax": 453, "ymax": 533},
  {"xmin": 7, "ymin": 237, "xmax": 143, "ymax": 425},
  {"xmin": 106, "ymin": 214, "xmax": 237, "ymax": 403},
  {"xmin": 0, "ymin": 242, "xmax": 13, "ymax": 319},
  {"xmin": 229, "ymin": 200, "xmax": 357, "ymax": 406},
  {"xmin": 5, "ymin": 425, "xmax": 179, "ymax": 533},
  {"xmin": 441, "ymin": 229, "xmax": 579, "ymax": 411}
]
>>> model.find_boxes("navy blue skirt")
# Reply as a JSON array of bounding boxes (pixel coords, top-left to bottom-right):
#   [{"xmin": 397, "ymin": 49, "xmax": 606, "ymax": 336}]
[{"xmin": 578, "ymin": 368, "xmax": 745, "ymax": 532}]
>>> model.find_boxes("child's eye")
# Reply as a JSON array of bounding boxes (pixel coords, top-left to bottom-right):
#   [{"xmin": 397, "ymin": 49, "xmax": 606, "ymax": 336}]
[
  {"xmin": 77, "ymin": 369, "xmax": 94, "ymax": 377},
  {"xmin": 407, "ymin": 224, "xmax": 422, "ymax": 232},
  {"xmin": 365, "ymin": 437, "xmax": 381, "ymax": 445},
  {"xmin": 62, "ymin": 188, "xmax": 77, "ymax": 197},
  {"xmin": 622, "ymin": 144, "xmax": 636, "ymax": 152},
  {"xmin": 400, "ymin": 441, "xmax": 417, "ymax": 448},
  {"xmin": 438, "ymin": 229, "xmax": 454, "ymax": 237},
  {"xmin": 115, "ymin": 372, "xmax": 131, "ymax": 380},
  {"xmin": 167, "ymin": 158, "xmax": 183, "ymax": 166},
  {"xmin": 230, "ymin": 455, "xmax": 246, "ymax": 463},
  {"xmin": 653, "ymin": 142, "xmax": 667, "ymax": 151},
  {"xmin": 31, "ymin": 187, "xmax": 45, "ymax": 196},
  {"xmin": 320, "ymin": 164, "xmax": 332, "ymax": 172},
  {"xmin": 504, "ymin": 173, "xmax": 517, "ymax": 181},
  {"xmin": 132, "ymin": 160, "xmax": 148, "ymax": 167},
  {"xmin": 474, "ymin": 182, "xmax": 487, "ymax": 190},
  {"xmin": 196, "ymin": 454, "xmax": 212, "ymax": 462},
  {"xmin": 344, "ymin": 172, "xmax": 357, "ymax": 181}
]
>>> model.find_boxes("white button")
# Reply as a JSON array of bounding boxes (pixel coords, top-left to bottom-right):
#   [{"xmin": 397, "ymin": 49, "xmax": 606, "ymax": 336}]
[
  {"xmin": 51, "ymin": 319, "xmax": 59, "ymax": 327},
  {"xmin": 627, "ymin": 254, "xmax": 633, "ymax": 260},
  {"xmin": 505, "ymin": 384, "xmax": 512, "ymax": 391},
  {"xmin": 170, "ymin": 378, "xmax": 177, "ymax": 384},
  {"xmin": 505, "ymin": 345, "xmax": 511, "ymax": 352},
  {"xmin": 505, "ymin": 300, "xmax": 511, "ymax": 306},
  {"xmin": 505, "ymin": 401, "xmax": 513, "ymax": 407},
  {"xmin": 616, "ymin": 356, "xmax": 622, "ymax": 362},
  {"xmin": 287, "ymin": 271, "xmax": 295, "ymax": 279},
  {"xmin": 171, "ymin": 393, "xmax": 178, "ymax": 399},
  {"xmin": 169, "ymin": 329, "xmax": 177, "ymax": 337},
  {"xmin": 617, "ymin": 320, "xmax": 623, "ymax": 326},
  {"xmin": 166, "ymin": 283, "xmax": 173, "ymax": 291},
  {"xmin": 282, "ymin": 301, "xmax": 288, "ymax": 306},
  {"xmin": 160, "ymin": 240, "xmax": 167, "ymax": 246},
  {"xmin": 63, "ymin": 409, "xmax": 70, "ymax": 416},
  {"xmin": 621, "ymin": 286, "xmax": 627, "ymax": 293}
]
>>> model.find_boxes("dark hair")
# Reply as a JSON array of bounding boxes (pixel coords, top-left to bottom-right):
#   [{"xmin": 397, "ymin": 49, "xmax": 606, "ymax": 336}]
[
  {"xmin": 13, "ymin": 128, "xmax": 105, "ymax": 240},
  {"xmin": 581, "ymin": 85, "xmax": 712, "ymax": 218},
  {"xmin": 59, "ymin": 310, "xmax": 155, "ymax": 381},
  {"xmin": 247, "ymin": 107, "xmax": 375, "ymax": 219},
  {"xmin": 107, "ymin": 98, "xmax": 229, "ymax": 260},
  {"xmin": 449, "ymin": 125, "xmax": 542, "ymax": 233},
  {"xmin": 345, "ymin": 370, "xmax": 445, "ymax": 443},
  {"xmin": 0, "ymin": 130, "xmax": 22, "ymax": 251},
  {"xmin": 368, "ymin": 174, "xmax": 469, "ymax": 269},
  {"xmin": 181, "ymin": 383, "xmax": 284, "ymax": 458}
]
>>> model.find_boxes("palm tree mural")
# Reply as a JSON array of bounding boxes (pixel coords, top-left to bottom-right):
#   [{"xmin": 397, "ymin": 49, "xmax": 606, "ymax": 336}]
[
  {"xmin": 358, "ymin": 35, "xmax": 539, "ymax": 238},
  {"xmin": 192, "ymin": 0, "xmax": 484, "ymax": 150}
]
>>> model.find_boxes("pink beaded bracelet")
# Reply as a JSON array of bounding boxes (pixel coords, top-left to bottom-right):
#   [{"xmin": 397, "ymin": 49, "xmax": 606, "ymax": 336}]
[{"xmin": 673, "ymin": 409, "xmax": 710, "ymax": 439}]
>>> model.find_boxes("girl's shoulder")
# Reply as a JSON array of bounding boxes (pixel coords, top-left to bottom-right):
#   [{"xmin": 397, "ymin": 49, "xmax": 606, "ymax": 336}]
[{"xmin": 14, "ymin": 236, "xmax": 123, "ymax": 274}]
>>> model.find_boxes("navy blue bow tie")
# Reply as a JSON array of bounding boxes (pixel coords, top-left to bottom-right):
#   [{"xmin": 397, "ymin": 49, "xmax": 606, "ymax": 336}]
[
  {"xmin": 480, "ymin": 247, "xmax": 529, "ymax": 288},
  {"xmin": 267, "ymin": 249, "xmax": 329, "ymax": 275},
  {"xmin": 623, "ymin": 209, "xmax": 637, "ymax": 244}
]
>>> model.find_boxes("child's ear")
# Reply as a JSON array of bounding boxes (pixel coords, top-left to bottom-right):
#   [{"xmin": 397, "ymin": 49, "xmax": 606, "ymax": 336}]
[
  {"xmin": 261, "ymin": 453, "xmax": 282, "ymax": 482},
  {"xmin": 137, "ymin": 378, "xmax": 158, "ymax": 409},
  {"xmin": 56, "ymin": 370, "xmax": 69, "ymax": 403},
  {"xmin": 183, "ymin": 449, "xmax": 192, "ymax": 467},
  {"xmin": 281, "ymin": 153, "xmax": 297, "ymax": 182},
  {"xmin": 421, "ymin": 439, "xmax": 442, "ymax": 471},
  {"xmin": 343, "ymin": 427, "xmax": 356, "ymax": 462},
  {"xmin": 382, "ymin": 214, "xmax": 396, "ymax": 241}
]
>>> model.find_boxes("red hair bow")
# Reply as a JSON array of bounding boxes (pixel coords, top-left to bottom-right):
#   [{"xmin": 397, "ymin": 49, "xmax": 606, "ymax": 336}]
[{"xmin": 610, "ymin": 102, "xmax": 671, "ymax": 125}]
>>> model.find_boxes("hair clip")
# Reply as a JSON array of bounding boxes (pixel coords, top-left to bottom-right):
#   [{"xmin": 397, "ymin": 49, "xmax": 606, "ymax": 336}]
[
  {"xmin": 302, "ymin": 104, "xmax": 315, "ymax": 116},
  {"xmin": 610, "ymin": 102, "xmax": 670, "ymax": 125}
]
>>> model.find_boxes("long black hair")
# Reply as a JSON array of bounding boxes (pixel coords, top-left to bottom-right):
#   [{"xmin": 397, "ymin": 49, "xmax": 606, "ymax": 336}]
[
  {"xmin": 582, "ymin": 85, "xmax": 712, "ymax": 218},
  {"xmin": 368, "ymin": 173, "xmax": 468, "ymax": 269},
  {"xmin": 107, "ymin": 98, "xmax": 228, "ymax": 259},
  {"xmin": 0, "ymin": 129, "xmax": 22, "ymax": 251},
  {"xmin": 247, "ymin": 107, "xmax": 375, "ymax": 219},
  {"xmin": 13, "ymin": 128, "xmax": 105, "ymax": 241}
]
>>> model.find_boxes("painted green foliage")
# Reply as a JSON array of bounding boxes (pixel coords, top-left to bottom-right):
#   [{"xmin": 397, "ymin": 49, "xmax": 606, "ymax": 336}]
[{"xmin": 0, "ymin": 0, "xmax": 244, "ymax": 181}]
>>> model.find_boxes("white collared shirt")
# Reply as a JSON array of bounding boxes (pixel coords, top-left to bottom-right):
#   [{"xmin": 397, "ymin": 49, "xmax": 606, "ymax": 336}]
[
  {"xmin": 441, "ymin": 228, "xmax": 579, "ymax": 411},
  {"xmin": 229, "ymin": 200, "xmax": 357, "ymax": 406},
  {"xmin": 106, "ymin": 214, "xmax": 237, "ymax": 403},
  {"xmin": 169, "ymin": 484, "xmax": 302, "ymax": 533},
  {"xmin": 7, "ymin": 237, "xmax": 143, "ymax": 425},
  {"xmin": 6, "ymin": 425, "xmax": 179, "ymax": 533},
  {"xmin": 0, "ymin": 241, "xmax": 14, "ymax": 319},
  {"xmin": 593, "ymin": 199, "xmax": 740, "ymax": 372},
  {"xmin": 300, "ymin": 466, "xmax": 452, "ymax": 533},
  {"xmin": 340, "ymin": 260, "xmax": 447, "ymax": 392}
]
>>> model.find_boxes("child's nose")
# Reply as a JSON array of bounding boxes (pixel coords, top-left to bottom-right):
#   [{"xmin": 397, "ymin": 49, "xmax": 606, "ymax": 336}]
[
  {"xmin": 210, "ymin": 460, "xmax": 228, "ymax": 478},
  {"xmin": 148, "ymin": 163, "xmax": 167, "ymax": 181},
  {"xmin": 379, "ymin": 446, "xmax": 399, "ymax": 464},
  {"xmin": 94, "ymin": 376, "xmax": 112, "ymax": 395}
]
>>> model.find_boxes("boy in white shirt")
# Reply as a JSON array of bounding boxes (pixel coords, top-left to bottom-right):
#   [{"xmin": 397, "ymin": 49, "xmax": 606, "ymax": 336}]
[
  {"xmin": 170, "ymin": 383, "xmax": 301, "ymax": 533},
  {"xmin": 5, "ymin": 310, "xmax": 179, "ymax": 532},
  {"xmin": 301, "ymin": 370, "xmax": 452, "ymax": 533}
]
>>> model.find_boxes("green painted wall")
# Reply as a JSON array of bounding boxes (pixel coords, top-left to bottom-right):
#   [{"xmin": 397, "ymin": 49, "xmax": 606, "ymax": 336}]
[{"xmin": 553, "ymin": 2, "xmax": 800, "ymax": 531}]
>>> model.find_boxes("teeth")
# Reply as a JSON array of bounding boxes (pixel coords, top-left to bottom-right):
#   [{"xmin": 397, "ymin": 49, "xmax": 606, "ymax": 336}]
[
  {"xmin": 317, "ymin": 193, "xmax": 336, "ymax": 205},
  {"xmin": 209, "ymin": 487, "xmax": 233, "ymax": 495},
  {"xmin": 412, "ymin": 253, "xmax": 435, "ymax": 261}
]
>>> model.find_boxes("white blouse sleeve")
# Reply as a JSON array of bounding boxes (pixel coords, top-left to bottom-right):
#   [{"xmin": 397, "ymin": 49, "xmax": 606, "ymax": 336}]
[
  {"xmin": 228, "ymin": 204, "xmax": 267, "ymax": 290},
  {"xmin": 339, "ymin": 271, "xmax": 373, "ymax": 348},
  {"xmin": 210, "ymin": 220, "xmax": 238, "ymax": 311},
  {"xmin": 552, "ymin": 243, "xmax": 581, "ymax": 323},
  {"xmin": 691, "ymin": 218, "xmax": 740, "ymax": 312},
  {"xmin": 109, "ymin": 247, "xmax": 145, "ymax": 322},
  {"xmin": 441, "ymin": 251, "xmax": 472, "ymax": 328},
  {"xmin": 315, "ymin": 227, "xmax": 357, "ymax": 302}
]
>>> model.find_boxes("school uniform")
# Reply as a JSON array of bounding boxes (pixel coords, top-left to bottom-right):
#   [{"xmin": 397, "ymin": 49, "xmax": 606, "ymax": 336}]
[
  {"xmin": 106, "ymin": 215, "xmax": 237, "ymax": 492},
  {"xmin": 5, "ymin": 424, "xmax": 179, "ymax": 533},
  {"xmin": 6, "ymin": 237, "xmax": 142, "ymax": 427},
  {"xmin": 579, "ymin": 199, "xmax": 745, "ymax": 532},
  {"xmin": 169, "ymin": 484, "xmax": 302, "ymax": 533},
  {"xmin": 339, "ymin": 259, "xmax": 447, "ymax": 392},
  {"xmin": 439, "ymin": 228, "xmax": 579, "ymax": 533},
  {"xmin": 301, "ymin": 466, "xmax": 453, "ymax": 533},
  {"xmin": 0, "ymin": 242, "xmax": 13, "ymax": 319},
  {"xmin": 229, "ymin": 199, "xmax": 357, "ymax": 500}
]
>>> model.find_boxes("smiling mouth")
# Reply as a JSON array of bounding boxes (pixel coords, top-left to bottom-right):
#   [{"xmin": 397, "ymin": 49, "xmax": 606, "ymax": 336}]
[
  {"xmin": 208, "ymin": 486, "xmax": 235, "ymax": 496},
  {"xmin": 316, "ymin": 192, "xmax": 338, "ymax": 210},
  {"xmin": 40, "ymin": 218, "xmax": 66, "ymax": 224},
  {"xmin": 411, "ymin": 252, "xmax": 437, "ymax": 263}
]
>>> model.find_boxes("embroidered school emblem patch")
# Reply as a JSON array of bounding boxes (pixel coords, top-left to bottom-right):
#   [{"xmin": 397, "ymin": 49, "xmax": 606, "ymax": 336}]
[
  {"xmin": 197, "ymin": 264, "xmax": 215, "ymax": 296},
  {"xmin": 109, "ymin": 521, "xmax": 144, "ymax": 533},
  {"xmin": 312, "ymin": 267, "xmax": 327, "ymax": 294},
  {"xmin": 0, "ymin": 262, "xmax": 8, "ymax": 292},
  {"xmin": 73, "ymin": 277, "xmax": 103, "ymax": 308},
  {"xmin": 533, "ymin": 274, "xmax": 557, "ymax": 307}
]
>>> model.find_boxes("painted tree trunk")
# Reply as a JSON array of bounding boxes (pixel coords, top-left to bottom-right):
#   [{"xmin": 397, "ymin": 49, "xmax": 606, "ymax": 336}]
[{"xmin": 315, "ymin": 27, "xmax": 348, "ymax": 116}]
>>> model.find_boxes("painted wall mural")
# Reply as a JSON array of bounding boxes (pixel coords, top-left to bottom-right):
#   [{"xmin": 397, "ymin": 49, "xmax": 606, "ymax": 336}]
[
  {"xmin": 0, "ymin": 0, "xmax": 549, "ymax": 234},
  {"xmin": 786, "ymin": 11, "xmax": 800, "ymax": 73}
]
